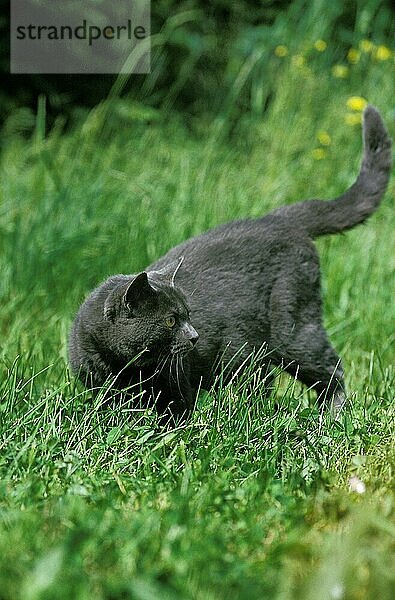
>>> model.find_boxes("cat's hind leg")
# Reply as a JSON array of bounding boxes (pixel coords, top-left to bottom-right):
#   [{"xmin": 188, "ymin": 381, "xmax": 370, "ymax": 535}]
[{"xmin": 268, "ymin": 253, "xmax": 346, "ymax": 415}]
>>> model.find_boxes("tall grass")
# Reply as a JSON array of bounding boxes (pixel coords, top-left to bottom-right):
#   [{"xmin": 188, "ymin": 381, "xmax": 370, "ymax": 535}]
[{"xmin": 0, "ymin": 10, "xmax": 394, "ymax": 599}]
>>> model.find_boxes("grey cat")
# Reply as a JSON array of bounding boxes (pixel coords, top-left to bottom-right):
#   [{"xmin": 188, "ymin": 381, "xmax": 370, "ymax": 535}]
[{"xmin": 69, "ymin": 106, "xmax": 391, "ymax": 420}]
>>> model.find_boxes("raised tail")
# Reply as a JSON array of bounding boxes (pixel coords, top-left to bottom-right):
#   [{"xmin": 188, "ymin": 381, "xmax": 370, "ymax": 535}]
[{"xmin": 272, "ymin": 106, "xmax": 392, "ymax": 238}]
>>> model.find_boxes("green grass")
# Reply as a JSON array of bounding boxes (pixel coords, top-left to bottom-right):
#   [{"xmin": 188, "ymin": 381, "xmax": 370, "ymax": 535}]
[{"xmin": 0, "ymin": 28, "xmax": 394, "ymax": 600}]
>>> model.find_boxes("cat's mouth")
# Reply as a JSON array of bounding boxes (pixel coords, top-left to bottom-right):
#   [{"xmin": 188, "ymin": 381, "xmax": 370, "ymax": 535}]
[
  {"xmin": 133, "ymin": 342, "xmax": 194, "ymax": 365},
  {"xmin": 170, "ymin": 340, "xmax": 196, "ymax": 356}
]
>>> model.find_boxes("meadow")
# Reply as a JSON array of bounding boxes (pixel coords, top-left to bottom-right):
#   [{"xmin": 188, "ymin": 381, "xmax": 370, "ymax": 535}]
[{"xmin": 0, "ymin": 12, "xmax": 394, "ymax": 599}]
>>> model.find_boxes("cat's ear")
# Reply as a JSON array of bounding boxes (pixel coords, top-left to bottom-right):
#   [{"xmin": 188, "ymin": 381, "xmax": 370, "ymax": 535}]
[
  {"xmin": 123, "ymin": 272, "xmax": 156, "ymax": 311},
  {"xmin": 104, "ymin": 273, "xmax": 155, "ymax": 322},
  {"xmin": 148, "ymin": 257, "xmax": 184, "ymax": 287}
]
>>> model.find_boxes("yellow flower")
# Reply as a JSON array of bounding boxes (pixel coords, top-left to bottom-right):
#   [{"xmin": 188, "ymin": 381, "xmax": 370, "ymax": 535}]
[
  {"xmin": 347, "ymin": 48, "xmax": 360, "ymax": 64},
  {"xmin": 314, "ymin": 39, "xmax": 327, "ymax": 52},
  {"xmin": 331, "ymin": 64, "xmax": 349, "ymax": 78},
  {"xmin": 360, "ymin": 39, "xmax": 374, "ymax": 53},
  {"xmin": 375, "ymin": 45, "xmax": 392, "ymax": 61},
  {"xmin": 291, "ymin": 55, "xmax": 305, "ymax": 67},
  {"xmin": 311, "ymin": 148, "xmax": 326, "ymax": 160},
  {"xmin": 346, "ymin": 96, "xmax": 368, "ymax": 111},
  {"xmin": 274, "ymin": 45, "xmax": 288, "ymax": 58},
  {"xmin": 317, "ymin": 130, "xmax": 331, "ymax": 146},
  {"xmin": 345, "ymin": 113, "xmax": 362, "ymax": 126}
]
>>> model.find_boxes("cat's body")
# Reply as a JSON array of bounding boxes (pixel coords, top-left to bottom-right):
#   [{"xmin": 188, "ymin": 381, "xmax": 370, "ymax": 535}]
[{"xmin": 69, "ymin": 106, "xmax": 391, "ymax": 419}]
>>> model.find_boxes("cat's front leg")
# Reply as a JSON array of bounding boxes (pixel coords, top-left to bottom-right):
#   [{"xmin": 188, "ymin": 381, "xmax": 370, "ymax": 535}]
[
  {"xmin": 76, "ymin": 351, "xmax": 113, "ymax": 392},
  {"xmin": 155, "ymin": 389, "xmax": 194, "ymax": 424},
  {"xmin": 154, "ymin": 358, "xmax": 195, "ymax": 423}
]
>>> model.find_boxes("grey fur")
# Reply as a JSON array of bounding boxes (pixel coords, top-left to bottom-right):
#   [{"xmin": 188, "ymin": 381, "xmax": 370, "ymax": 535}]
[{"xmin": 69, "ymin": 106, "xmax": 391, "ymax": 419}]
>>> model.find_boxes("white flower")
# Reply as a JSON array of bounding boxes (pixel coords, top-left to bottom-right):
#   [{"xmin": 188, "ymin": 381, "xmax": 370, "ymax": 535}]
[
  {"xmin": 348, "ymin": 476, "xmax": 366, "ymax": 494},
  {"xmin": 331, "ymin": 583, "xmax": 344, "ymax": 599}
]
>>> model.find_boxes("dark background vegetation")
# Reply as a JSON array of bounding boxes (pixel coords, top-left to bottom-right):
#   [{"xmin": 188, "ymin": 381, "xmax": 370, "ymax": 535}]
[{"xmin": 1, "ymin": 0, "xmax": 394, "ymax": 127}]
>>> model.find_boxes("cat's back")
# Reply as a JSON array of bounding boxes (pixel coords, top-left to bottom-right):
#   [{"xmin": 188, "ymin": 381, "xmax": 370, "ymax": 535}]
[{"xmin": 151, "ymin": 212, "xmax": 310, "ymax": 274}]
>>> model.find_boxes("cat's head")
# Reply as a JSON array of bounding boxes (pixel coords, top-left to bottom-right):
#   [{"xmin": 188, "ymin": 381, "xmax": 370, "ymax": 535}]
[{"xmin": 102, "ymin": 269, "xmax": 198, "ymax": 366}]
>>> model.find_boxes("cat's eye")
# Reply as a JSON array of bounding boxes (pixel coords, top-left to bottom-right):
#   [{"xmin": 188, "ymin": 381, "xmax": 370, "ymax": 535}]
[{"xmin": 165, "ymin": 316, "xmax": 176, "ymax": 328}]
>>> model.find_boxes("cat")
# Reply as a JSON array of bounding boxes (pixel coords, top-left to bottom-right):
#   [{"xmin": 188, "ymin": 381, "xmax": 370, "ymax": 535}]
[{"xmin": 69, "ymin": 106, "xmax": 391, "ymax": 420}]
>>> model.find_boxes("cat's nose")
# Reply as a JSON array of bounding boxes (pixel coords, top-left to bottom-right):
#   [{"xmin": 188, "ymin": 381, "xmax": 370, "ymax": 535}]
[
  {"xmin": 190, "ymin": 332, "xmax": 199, "ymax": 346},
  {"xmin": 183, "ymin": 323, "xmax": 199, "ymax": 345}
]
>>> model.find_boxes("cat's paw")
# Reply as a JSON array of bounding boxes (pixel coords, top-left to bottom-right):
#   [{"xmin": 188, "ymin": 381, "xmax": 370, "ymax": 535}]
[{"xmin": 330, "ymin": 389, "xmax": 346, "ymax": 420}]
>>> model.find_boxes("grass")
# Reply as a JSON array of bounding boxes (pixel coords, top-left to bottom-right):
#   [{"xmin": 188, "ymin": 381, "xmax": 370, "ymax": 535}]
[{"xmin": 0, "ymin": 23, "xmax": 394, "ymax": 600}]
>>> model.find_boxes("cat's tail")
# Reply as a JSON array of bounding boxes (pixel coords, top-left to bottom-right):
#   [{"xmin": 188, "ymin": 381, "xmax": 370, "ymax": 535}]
[{"xmin": 272, "ymin": 106, "xmax": 392, "ymax": 238}]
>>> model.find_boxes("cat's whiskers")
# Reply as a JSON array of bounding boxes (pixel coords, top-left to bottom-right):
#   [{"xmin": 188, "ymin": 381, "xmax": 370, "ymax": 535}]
[
  {"xmin": 168, "ymin": 353, "xmax": 183, "ymax": 400},
  {"xmin": 178, "ymin": 354, "xmax": 186, "ymax": 378},
  {"xmin": 169, "ymin": 354, "xmax": 176, "ymax": 384},
  {"xmin": 175, "ymin": 354, "xmax": 183, "ymax": 399},
  {"xmin": 188, "ymin": 287, "xmax": 198, "ymax": 298},
  {"xmin": 154, "ymin": 351, "xmax": 171, "ymax": 379}
]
